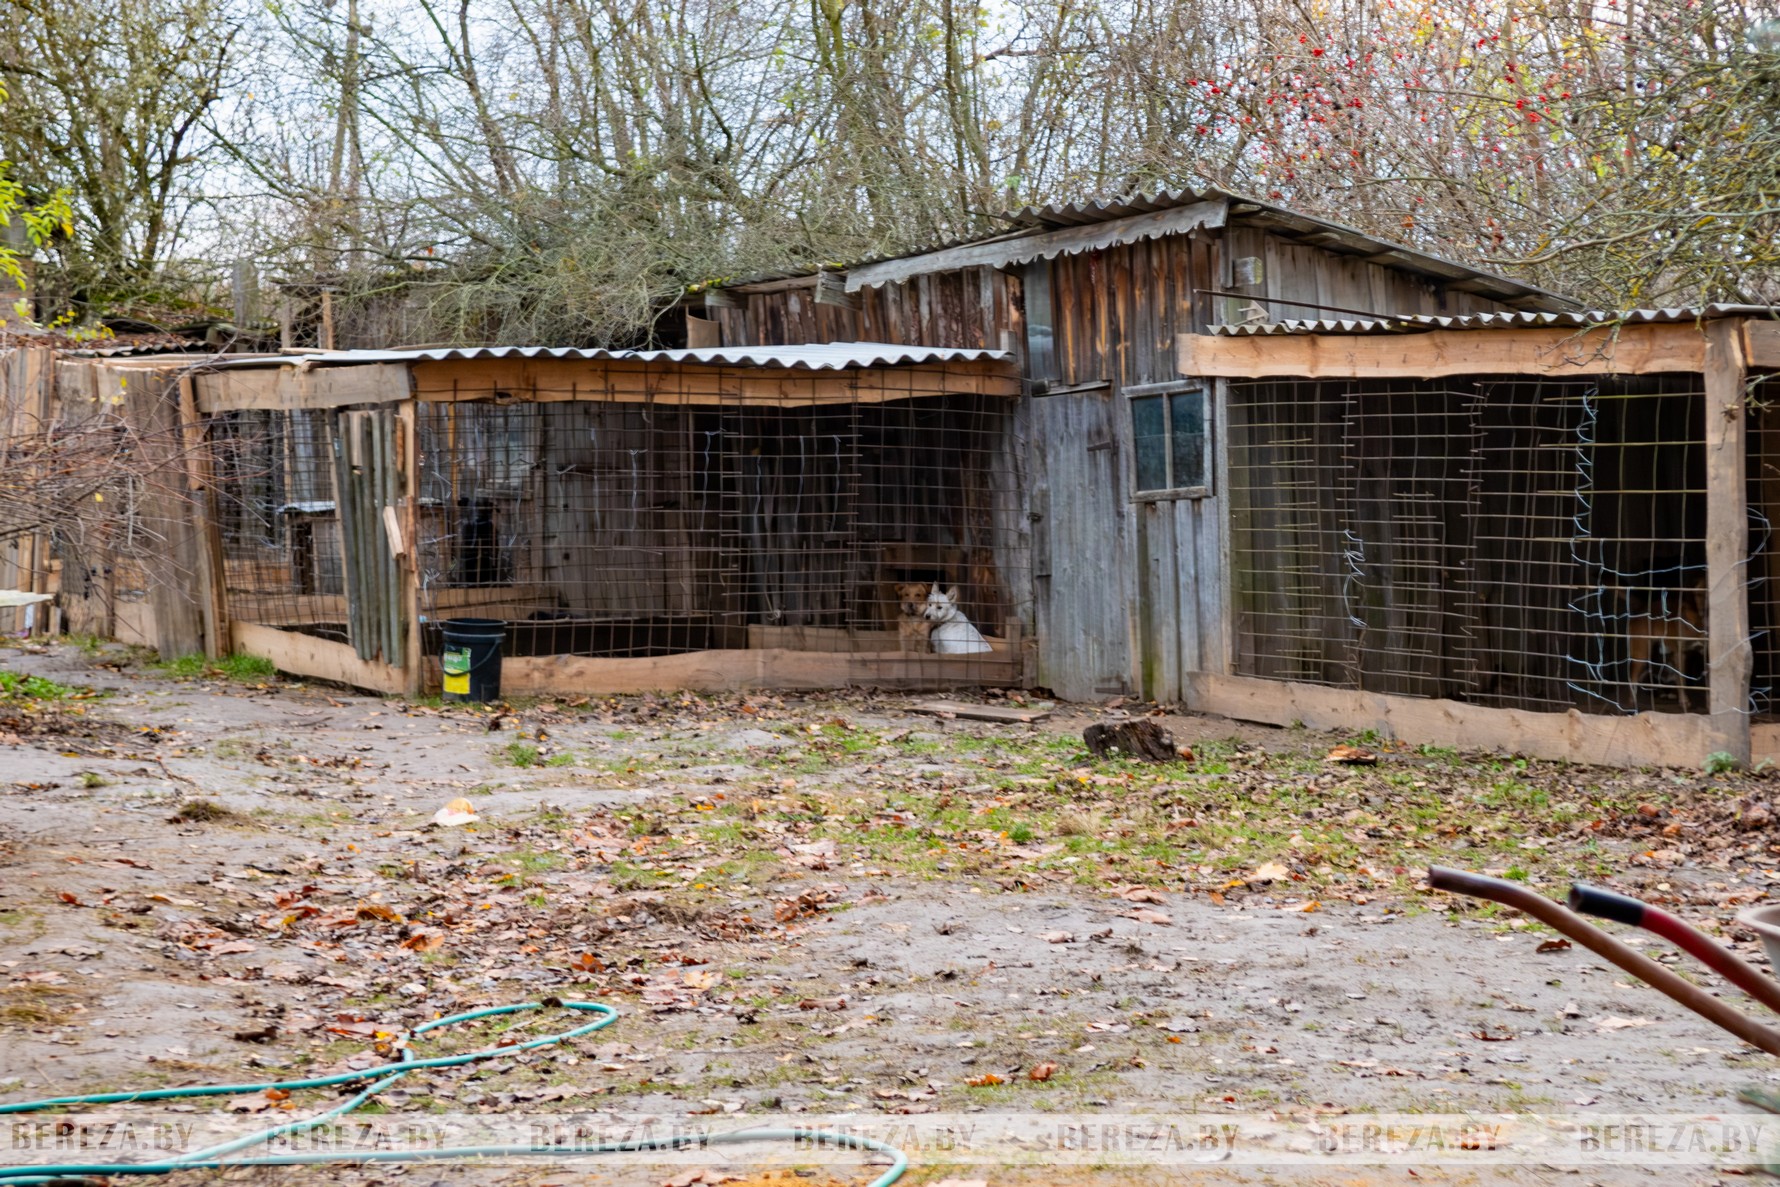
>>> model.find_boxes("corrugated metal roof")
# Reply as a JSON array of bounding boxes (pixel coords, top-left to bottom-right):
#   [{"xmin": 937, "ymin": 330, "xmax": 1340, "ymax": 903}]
[
  {"xmin": 714, "ymin": 186, "xmax": 1573, "ymax": 310},
  {"xmin": 1209, "ymin": 304, "xmax": 1780, "ymax": 336},
  {"xmin": 212, "ymin": 342, "xmax": 1011, "ymax": 371}
]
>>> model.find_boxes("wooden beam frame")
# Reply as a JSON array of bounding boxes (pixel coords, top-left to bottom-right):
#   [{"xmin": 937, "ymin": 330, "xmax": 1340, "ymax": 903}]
[
  {"xmin": 1744, "ymin": 319, "xmax": 1780, "ymax": 370},
  {"xmin": 398, "ymin": 401, "xmax": 424, "ymax": 697},
  {"xmin": 1178, "ymin": 322, "xmax": 1712, "ymax": 379},
  {"xmin": 177, "ymin": 375, "xmax": 231, "ymax": 658},
  {"xmin": 1704, "ymin": 319, "xmax": 1752, "ymax": 763},
  {"xmin": 406, "ymin": 358, "xmax": 1020, "ymax": 404},
  {"xmin": 193, "ymin": 363, "xmax": 412, "ymax": 413},
  {"xmin": 194, "ymin": 359, "xmax": 1018, "ymax": 411}
]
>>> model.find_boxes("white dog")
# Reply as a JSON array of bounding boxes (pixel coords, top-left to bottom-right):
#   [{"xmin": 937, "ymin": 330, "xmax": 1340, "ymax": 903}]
[{"xmin": 922, "ymin": 585, "xmax": 991, "ymax": 654}]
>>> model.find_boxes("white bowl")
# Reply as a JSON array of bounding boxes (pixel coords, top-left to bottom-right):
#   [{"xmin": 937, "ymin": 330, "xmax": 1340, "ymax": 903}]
[{"xmin": 1737, "ymin": 903, "xmax": 1780, "ymax": 971}]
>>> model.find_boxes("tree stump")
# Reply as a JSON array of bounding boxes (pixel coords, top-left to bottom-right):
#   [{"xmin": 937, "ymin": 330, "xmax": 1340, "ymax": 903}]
[{"xmin": 1083, "ymin": 719, "xmax": 1178, "ymax": 762}]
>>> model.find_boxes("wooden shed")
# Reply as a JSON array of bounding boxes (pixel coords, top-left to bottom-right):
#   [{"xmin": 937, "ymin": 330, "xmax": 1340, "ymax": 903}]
[
  {"xmin": 699, "ymin": 188, "xmax": 1576, "ymax": 706},
  {"xmin": 187, "ymin": 344, "xmax": 1027, "ymax": 696}
]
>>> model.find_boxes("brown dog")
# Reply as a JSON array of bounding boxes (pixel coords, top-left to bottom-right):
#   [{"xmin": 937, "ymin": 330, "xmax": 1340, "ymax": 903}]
[
  {"xmin": 1626, "ymin": 577, "xmax": 1707, "ymax": 705},
  {"xmin": 894, "ymin": 582, "xmax": 933, "ymax": 652}
]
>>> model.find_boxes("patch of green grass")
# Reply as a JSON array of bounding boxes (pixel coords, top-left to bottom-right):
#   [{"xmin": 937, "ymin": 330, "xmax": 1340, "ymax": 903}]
[
  {"xmin": 156, "ymin": 653, "xmax": 209, "ymax": 679},
  {"xmin": 0, "ymin": 670, "xmax": 82, "ymax": 700},
  {"xmin": 609, "ymin": 861, "xmax": 677, "ymax": 891},
  {"xmin": 504, "ymin": 847, "xmax": 565, "ymax": 873},
  {"xmin": 503, "ymin": 741, "xmax": 542, "ymax": 768},
  {"xmin": 77, "ymin": 771, "xmax": 107, "ymax": 789},
  {"xmin": 155, "ymin": 652, "xmax": 276, "ymax": 682}
]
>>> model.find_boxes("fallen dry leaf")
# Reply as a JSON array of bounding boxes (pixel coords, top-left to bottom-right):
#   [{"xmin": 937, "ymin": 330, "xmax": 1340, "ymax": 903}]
[
  {"xmin": 227, "ymin": 1087, "xmax": 292, "ymax": 1113},
  {"xmin": 1119, "ymin": 907, "xmax": 1173, "ymax": 926},
  {"xmin": 400, "ymin": 930, "xmax": 444, "ymax": 953},
  {"xmin": 797, "ymin": 996, "xmax": 847, "ymax": 1011},
  {"xmin": 1250, "ymin": 861, "xmax": 1290, "ymax": 883},
  {"xmin": 1536, "ymin": 937, "xmax": 1572, "ymax": 954},
  {"xmin": 1116, "ymin": 886, "xmax": 1168, "ymax": 904},
  {"xmin": 1039, "ymin": 929, "xmax": 1075, "ymax": 944},
  {"xmin": 1326, "ymin": 745, "xmax": 1378, "ymax": 765},
  {"xmin": 1028, "ymin": 1062, "xmax": 1058, "ymax": 1081},
  {"xmin": 1593, "ymin": 1015, "xmax": 1655, "ymax": 1031},
  {"xmin": 964, "ymin": 1073, "xmax": 1004, "ymax": 1087}
]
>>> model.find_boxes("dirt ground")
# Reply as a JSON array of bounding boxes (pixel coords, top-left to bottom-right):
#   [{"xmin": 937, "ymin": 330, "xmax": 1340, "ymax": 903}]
[{"xmin": 5, "ymin": 641, "xmax": 1780, "ymax": 1187}]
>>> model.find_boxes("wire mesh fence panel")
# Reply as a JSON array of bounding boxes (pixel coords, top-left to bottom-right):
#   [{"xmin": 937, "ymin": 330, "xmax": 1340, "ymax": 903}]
[
  {"xmin": 1558, "ymin": 376, "xmax": 1707, "ymax": 714},
  {"xmin": 209, "ymin": 409, "xmax": 351, "ymax": 642},
  {"xmin": 1226, "ymin": 380, "xmax": 1357, "ymax": 684},
  {"xmin": 1465, "ymin": 379, "xmax": 1593, "ymax": 711},
  {"xmin": 1343, "ymin": 382, "xmax": 1480, "ymax": 700},
  {"xmin": 1748, "ymin": 374, "xmax": 1780, "ymax": 716},
  {"xmin": 1228, "ymin": 373, "xmax": 1709, "ymax": 715},
  {"xmin": 412, "ymin": 378, "xmax": 1025, "ymax": 688},
  {"xmin": 202, "ymin": 404, "xmax": 407, "ymax": 667}
]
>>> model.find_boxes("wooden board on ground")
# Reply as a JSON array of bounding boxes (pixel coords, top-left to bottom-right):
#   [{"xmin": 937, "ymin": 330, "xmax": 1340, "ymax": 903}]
[
  {"xmin": 1187, "ymin": 672, "xmax": 1721, "ymax": 769},
  {"xmin": 909, "ymin": 699, "xmax": 1053, "ymax": 723},
  {"xmin": 232, "ymin": 622, "xmax": 406, "ymax": 695},
  {"xmin": 494, "ymin": 648, "xmax": 1017, "ymax": 697}
]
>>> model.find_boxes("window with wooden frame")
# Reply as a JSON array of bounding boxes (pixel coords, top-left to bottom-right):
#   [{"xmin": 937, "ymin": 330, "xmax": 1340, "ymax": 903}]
[{"xmin": 1128, "ymin": 382, "xmax": 1210, "ymax": 499}]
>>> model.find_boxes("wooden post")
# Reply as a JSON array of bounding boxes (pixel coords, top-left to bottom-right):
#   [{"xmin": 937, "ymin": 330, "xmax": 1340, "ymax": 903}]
[
  {"xmin": 25, "ymin": 347, "xmax": 51, "ymax": 635},
  {"xmin": 320, "ymin": 290, "xmax": 336, "ymax": 350},
  {"xmin": 178, "ymin": 374, "xmax": 231, "ymax": 658},
  {"xmin": 398, "ymin": 399, "xmax": 424, "ymax": 696},
  {"xmin": 119, "ymin": 365, "xmax": 205, "ymax": 659},
  {"xmin": 1704, "ymin": 319, "xmax": 1751, "ymax": 765}
]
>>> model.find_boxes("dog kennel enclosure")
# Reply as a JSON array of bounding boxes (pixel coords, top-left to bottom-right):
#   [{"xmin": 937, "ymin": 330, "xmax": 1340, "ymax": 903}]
[
  {"xmin": 1184, "ymin": 309, "xmax": 1780, "ymax": 768},
  {"xmin": 189, "ymin": 345, "xmax": 1029, "ymax": 697}
]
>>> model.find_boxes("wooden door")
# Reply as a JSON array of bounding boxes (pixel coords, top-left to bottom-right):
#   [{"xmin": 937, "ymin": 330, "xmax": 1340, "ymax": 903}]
[{"xmin": 1030, "ymin": 390, "xmax": 1133, "ymax": 700}]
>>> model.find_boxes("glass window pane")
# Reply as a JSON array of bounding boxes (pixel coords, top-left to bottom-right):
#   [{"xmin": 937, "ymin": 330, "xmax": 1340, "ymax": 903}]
[
  {"xmin": 1132, "ymin": 395, "xmax": 1168, "ymax": 491},
  {"xmin": 1169, "ymin": 391, "xmax": 1206, "ymax": 488}
]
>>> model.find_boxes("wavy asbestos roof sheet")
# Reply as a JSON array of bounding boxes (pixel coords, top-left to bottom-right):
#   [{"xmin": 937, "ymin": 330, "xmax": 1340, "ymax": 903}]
[
  {"xmin": 1208, "ymin": 304, "xmax": 1780, "ymax": 334},
  {"xmin": 743, "ymin": 186, "xmax": 1570, "ymax": 308},
  {"xmin": 212, "ymin": 342, "xmax": 1012, "ymax": 371}
]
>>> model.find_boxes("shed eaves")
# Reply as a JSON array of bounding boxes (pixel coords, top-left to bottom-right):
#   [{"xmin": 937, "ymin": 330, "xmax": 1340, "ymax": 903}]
[
  {"xmin": 1208, "ymin": 304, "xmax": 1780, "ymax": 335},
  {"xmin": 208, "ymin": 342, "xmax": 1011, "ymax": 371}
]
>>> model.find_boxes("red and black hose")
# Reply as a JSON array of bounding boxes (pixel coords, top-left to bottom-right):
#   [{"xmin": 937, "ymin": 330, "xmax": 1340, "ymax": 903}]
[
  {"xmin": 1567, "ymin": 882, "xmax": 1780, "ymax": 1016},
  {"xmin": 1427, "ymin": 866, "xmax": 1780, "ymax": 1057}
]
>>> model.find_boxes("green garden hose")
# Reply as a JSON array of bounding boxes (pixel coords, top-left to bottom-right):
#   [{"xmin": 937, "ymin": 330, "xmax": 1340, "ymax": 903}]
[{"xmin": 0, "ymin": 999, "xmax": 906, "ymax": 1187}]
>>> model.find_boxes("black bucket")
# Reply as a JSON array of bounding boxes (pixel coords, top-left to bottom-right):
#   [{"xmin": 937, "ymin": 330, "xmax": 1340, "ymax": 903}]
[{"xmin": 440, "ymin": 618, "xmax": 505, "ymax": 703}]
